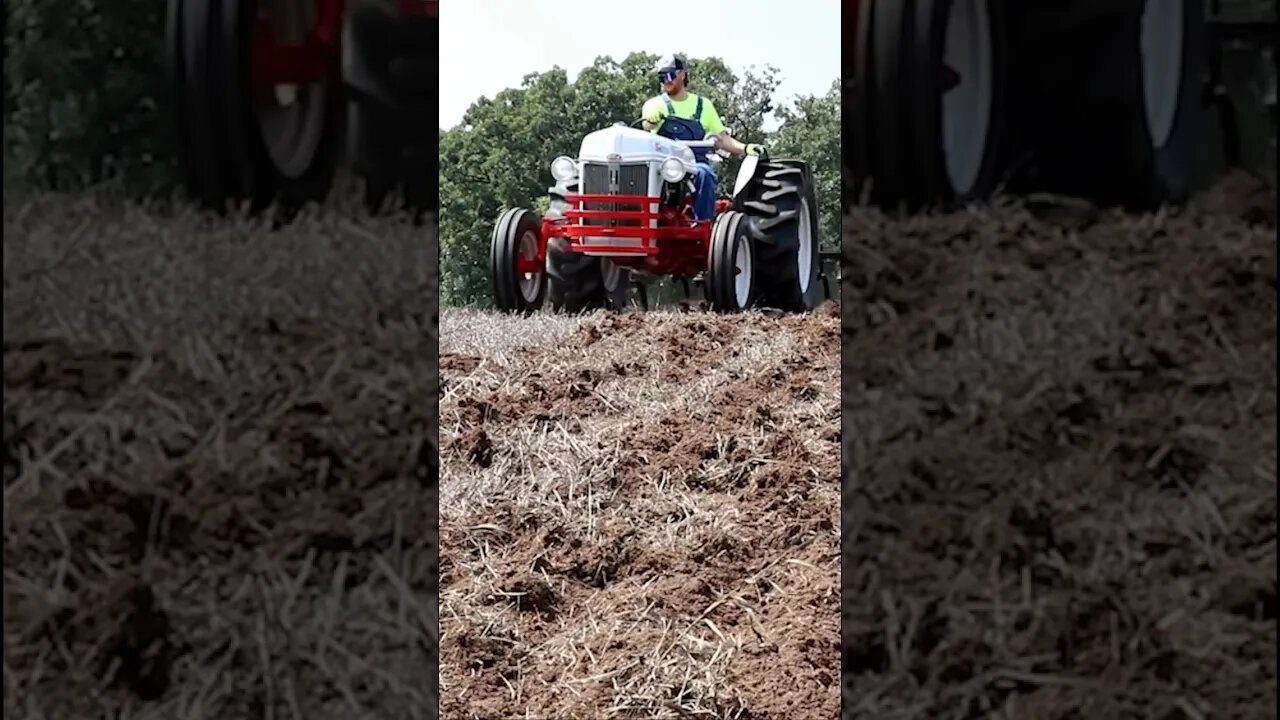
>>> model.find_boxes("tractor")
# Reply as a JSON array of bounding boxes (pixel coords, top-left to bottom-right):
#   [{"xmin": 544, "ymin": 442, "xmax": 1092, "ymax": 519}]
[
  {"xmin": 489, "ymin": 121, "xmax": 827, "ymax": 314},
  {"xmin": 165, "ymin": 0, "xmax": 438, "ymax": 214},
  {"xmin": 845, "ymin": 0, "xmax": 1276, "ymax": 212}
]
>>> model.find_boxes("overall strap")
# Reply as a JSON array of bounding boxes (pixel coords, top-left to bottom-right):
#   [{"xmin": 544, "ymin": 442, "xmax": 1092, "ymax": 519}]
[
  {"xmin": 692, "ymin": 96, "xmax": 703, "ymax": 122},
  {"xmin": 662, "ymin": 93, "xmax": 676, "ymax": 115}
]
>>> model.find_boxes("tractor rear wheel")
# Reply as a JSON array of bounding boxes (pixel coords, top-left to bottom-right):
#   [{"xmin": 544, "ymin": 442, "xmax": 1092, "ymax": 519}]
[
  {"xmin": 491, "ymin": 208, "xmax": 546, "ymax": 313},
  {"xmin": 737, "ymin": 160, "xmax": 822, "ymax": 312},
  {"xmin": 343, "ymin": 0, "xmax": 438, "ymax": 214},
  {"xmin": 599, "ymin": 258, "xmax": 635, "ymax": 310},
  {"xmin": 546, "ymin": 240, "xmax": 631, "ymax": 313},
  {"xmin": 167, "ymin": 0, "xmax": 343, "ymax": 213},
  {"xmin": 1009, "ymin": 0, "xmax": 1209, "ymax": 208},
  {"xmin": 705, "ymin": 210, "xmax": 756, "ymax": 313}
]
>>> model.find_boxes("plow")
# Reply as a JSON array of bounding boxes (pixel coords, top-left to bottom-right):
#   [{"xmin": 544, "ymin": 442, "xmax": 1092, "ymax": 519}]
[
  {"xmin": 844, "ymin": 0, "xmax": 1276, "ymax": 211},
  {"xmin": 166, "ymin": 0, "xmax": 439, "ymax": 214}
]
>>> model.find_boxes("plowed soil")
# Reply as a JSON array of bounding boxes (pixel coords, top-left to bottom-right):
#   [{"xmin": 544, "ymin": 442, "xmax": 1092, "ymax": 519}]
[
  {"xmin": 840, "ymin": 172, "xmax": 1276, "ymax": 719},
  {"xmin": 438, "ymin": 305, "xmax": 842, "ymax": 718},
  {"xmin": 3, "ymin": 194, "xmax": 440, "ymax": 719}
]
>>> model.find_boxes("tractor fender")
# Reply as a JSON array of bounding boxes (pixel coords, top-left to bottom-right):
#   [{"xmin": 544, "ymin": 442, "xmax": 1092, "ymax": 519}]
[
  {"xmin": 732, "ymin": 154, "xmax": 760, "ymax": 199},
  {"xmin": 734, "ymin": 157, "xmax": 814, "ymax": 249}
]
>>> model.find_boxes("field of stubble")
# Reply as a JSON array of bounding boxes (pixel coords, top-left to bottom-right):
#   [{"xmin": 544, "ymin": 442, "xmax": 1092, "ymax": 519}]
[
  {"xmin": 840, "ymin": 173, "xmax": 1276, "ymax": 719},
  {"xmin": 437, "ymin": 303, "xmax": 842, "ymax": 719},
  {"xmin": 4, "ymin": 168, "xmax": 1273, "ymax": 720},
  {"xmin": 3, "ymin": 193, "xmax": 439, "ymax": 720}
]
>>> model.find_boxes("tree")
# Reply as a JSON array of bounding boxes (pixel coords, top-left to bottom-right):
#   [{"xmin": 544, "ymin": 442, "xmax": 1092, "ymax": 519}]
[{"xmin": 438, "ymin": 52, "xmax": 817, "ymax": 307}]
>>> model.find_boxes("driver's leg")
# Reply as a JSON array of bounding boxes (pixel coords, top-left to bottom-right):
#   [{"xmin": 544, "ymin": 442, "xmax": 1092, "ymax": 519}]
[{"xmin": 693, "ymin": 163, "xmax": 717, "ymax": 220}]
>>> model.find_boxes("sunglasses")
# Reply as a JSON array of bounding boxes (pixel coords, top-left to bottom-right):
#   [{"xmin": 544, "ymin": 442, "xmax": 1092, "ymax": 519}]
[{"xmin": 657, "ymin": 70, "xmax": 681, "ymax": 83}]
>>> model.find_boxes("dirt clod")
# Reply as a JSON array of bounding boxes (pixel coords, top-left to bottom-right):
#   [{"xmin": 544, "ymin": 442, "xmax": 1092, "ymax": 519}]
[{"xmin": 440, "ymin": 306, "xmax": 840, "ymax": 719}]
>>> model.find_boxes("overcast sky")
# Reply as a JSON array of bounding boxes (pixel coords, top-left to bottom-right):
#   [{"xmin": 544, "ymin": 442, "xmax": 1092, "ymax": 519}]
[{"xmin": 439, "ymin": 0, "xmax": 840, "ymax": 130}]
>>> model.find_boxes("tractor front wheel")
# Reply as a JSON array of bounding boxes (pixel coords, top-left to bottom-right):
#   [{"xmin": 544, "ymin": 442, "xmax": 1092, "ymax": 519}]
[
  {"xmin": 705, "ymin": 211, "xmax": 757, "ymax": 313},
  {"xmin": 490, "ymin": 208, "xmax": 546, "ymax": 313},
  {"xmin": 167, "ymin": 0, "xmax": 343, "ymax": 214},
  {"xmin": 909, "ymin": 0, "xmax": 1007, "ymax": 207},
  {"xmin": 850, "ymin": 0, "xmax": 1007, "ymax": 210}
]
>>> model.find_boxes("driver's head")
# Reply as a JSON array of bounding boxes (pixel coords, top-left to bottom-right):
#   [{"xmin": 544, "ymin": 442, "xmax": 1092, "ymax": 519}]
[{"xmin": 654, "ymin": 54, "xmax": 688, "ymax": 93}]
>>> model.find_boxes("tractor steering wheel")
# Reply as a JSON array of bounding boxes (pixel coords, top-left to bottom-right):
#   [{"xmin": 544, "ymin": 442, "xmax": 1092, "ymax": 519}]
[{"xmin": 629, "ymin": 118, "xmax": 647, "ymax": 129}]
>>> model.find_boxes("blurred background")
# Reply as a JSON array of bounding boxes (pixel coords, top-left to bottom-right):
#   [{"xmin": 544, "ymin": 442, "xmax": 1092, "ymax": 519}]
[{"xmin": 5, "ymin": 1, "xmax": 176, "ymax": 196}]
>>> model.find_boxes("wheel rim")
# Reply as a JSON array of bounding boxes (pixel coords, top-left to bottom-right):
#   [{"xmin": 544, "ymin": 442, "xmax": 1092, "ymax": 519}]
[
  {"xmin": 254, "ymin": 0, "xmax": 329, "ymax": 179},
  {"xmin": 518, "ymin": 229, "xmax": 541, "ymax": 303},
  {"xmin": 1140, "ymin": 0, "xmax": 1184, "ymax": 149},
  {"xmin": 734, "ymin": 236, "xmax": 753, "ymax": 308},
  {"xmin": 797, "ymin": 201, "xmax": 815, "ymax": 295},
  {"xmin": 941, "ymin": 0, "xmax": 994, "ymax": 196}
]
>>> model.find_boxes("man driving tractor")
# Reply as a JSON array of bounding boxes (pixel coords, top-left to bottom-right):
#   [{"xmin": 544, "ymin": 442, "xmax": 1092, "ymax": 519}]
[{"xmin": 641, "ymin": 54, "xmax": 764, "ymax": 221}]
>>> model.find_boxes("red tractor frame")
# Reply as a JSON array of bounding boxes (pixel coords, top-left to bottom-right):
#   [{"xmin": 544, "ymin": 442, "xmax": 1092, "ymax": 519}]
[
  {"xmin": 536, "ymin": 194, "xmax": 735, "ymax": 276},
  {"xmin": 491, "ymin": 136, "xmax": 828, "ymax": 314}
]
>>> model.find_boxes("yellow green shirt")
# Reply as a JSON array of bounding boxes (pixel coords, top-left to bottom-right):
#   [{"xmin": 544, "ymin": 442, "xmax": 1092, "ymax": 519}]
[{"xmin": 641, "ymin": 93, "xmax": 727, "ymax": 135}]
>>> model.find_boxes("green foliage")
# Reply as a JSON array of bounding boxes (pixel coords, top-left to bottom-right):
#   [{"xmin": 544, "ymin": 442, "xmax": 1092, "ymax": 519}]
[
  {"xmin": 439, "ymin": 53, "xmax": 840, "ymax": 307},
  {"xmin": 5, "ymin": 0, "xmax": 177, "ymax": 195}
]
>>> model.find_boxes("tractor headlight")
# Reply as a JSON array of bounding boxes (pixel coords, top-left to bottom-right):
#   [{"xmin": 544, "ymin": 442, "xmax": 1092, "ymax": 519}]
[
  {"xmin": 550, "ymin": 156, "xmax": 577, "ymax": 182},
  {"xmin": 660, "ymin": 157, "xmax": 686, "ymax": 182}
]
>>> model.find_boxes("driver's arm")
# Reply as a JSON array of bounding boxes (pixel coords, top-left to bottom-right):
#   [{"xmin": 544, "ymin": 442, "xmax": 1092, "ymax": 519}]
[
  {"xmin": 712, "ymin": 132, "xmax": 749, "ymax": 156},
  {"xmin": 701, "ymin": 102, "xmax": 751, "ymax": 156}
]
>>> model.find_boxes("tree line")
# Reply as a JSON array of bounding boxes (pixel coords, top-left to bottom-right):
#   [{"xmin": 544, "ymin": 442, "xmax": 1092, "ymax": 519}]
[{"xmin": 439, "ymin": 52, "xmax": 840, "ymax": 307}]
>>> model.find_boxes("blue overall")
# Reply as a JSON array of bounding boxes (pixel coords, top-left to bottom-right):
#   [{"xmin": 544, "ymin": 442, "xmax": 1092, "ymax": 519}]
[{"xmin": 655, "ymin": 94, "xmax": 717, "ymax": 221}]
